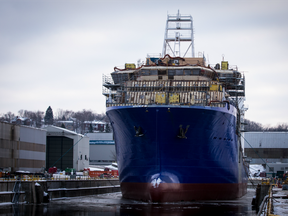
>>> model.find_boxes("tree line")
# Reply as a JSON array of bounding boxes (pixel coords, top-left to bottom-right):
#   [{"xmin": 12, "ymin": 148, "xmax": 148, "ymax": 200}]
[
  {"xmin": 244, "ymin": 119, "xmax": 288, "ymax": 132},
  {"xmin": 0, "ymin": 106, "xmax": 110, "ymax": 134},
  {"xmin": 1, "ymin": 107, "xmax": 287, "ymax": 133}
]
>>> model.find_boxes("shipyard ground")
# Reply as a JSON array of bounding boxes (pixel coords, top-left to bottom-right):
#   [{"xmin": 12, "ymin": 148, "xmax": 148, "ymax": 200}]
[
  {"xmin": 2, "ymin": 187, "xmax": 288, "ymax": 215},
  {"xmin": 0, "ymin": 188, "xmax": 260, "ymax": 216},
  {"xmin": 272, "ymin": 187, "xmax": 288, "ymax": 215}
]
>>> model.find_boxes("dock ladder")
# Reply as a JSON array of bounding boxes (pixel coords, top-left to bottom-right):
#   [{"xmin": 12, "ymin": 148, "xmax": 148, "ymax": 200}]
[{"xmin": 12, "ymin": 180, "xmax": 21, "ymax": 204}]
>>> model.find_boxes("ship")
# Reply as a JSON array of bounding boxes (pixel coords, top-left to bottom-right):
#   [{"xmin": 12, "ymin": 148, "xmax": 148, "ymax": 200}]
[{"xmin": 102, "ymin": 11, "xmax": 248, "ymax": 202}]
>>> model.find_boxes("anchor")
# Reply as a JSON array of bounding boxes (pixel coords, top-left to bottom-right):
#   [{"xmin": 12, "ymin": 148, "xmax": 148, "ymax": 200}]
[
  {"xmin": 177, "ymin": 125, "xmax": 190, "ymax": 139},
  {"xmin": 134, "ymin": 126, "xmax": 144, "ymax": 137}
]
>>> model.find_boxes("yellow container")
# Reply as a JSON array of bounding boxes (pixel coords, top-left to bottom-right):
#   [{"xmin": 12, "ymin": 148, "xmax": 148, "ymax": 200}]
[
  {"xmin": 156, "ymin": 93, "xmax": 166, "ymax": 104},
  {"xmin": 169, "ymin": 93, "xmax": 179, "ymax": 103},
  {"xmin": 221, "ymin": 61, "xmax": 228, "ymax": 70},
  {"xmin": 125, "ymin": 63, "xmax": 136, "ymax": 69},
  {"xmin": 210, "ymin": 84, "xmax": 222, "ymax": 91},
  {"xmin": 210, "ymin": 84, "xmax": 218, "ymax": 91}
]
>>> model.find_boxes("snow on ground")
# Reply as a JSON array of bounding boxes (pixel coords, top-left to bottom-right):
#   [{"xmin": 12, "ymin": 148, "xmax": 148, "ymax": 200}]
[
  {"xmin": 87, "ymin": 167, "xmax": 104, "ymax": 171},
  {"xmin": 87, "ymin": 163, "xmax": 118, "ymax": 171},
  {"xmin": 249, "ymin": 164, "xmax": 265, "ymax": 177},
  {"xmin": 272, "ymin": 188, "xmax": 288, "ymax": 215},
  {"xmin": 104, "ymin": 165, "xmax": 118, "ymax": 171}
]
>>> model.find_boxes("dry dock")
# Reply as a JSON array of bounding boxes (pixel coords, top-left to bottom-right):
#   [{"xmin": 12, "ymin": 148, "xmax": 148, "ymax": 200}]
[
  {"xmin": 0, "ymin": 179, "xmax": 120, "ymax": 204},
  {"xmin": 0, "ymin": 189, "xmax": 258, "ymax": 216},
  {"xmin": 1, "ymin": 179, "xmax": 288, "ymax": 215}
]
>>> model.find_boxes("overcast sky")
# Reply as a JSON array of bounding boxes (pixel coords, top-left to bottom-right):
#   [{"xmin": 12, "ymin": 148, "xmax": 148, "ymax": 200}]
[{"xmin": 1, "ymin": 0, "xmax": 288, "ymax": 126}]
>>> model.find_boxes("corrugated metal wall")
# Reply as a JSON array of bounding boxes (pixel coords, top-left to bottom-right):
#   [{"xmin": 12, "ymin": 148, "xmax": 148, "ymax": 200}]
[
  {"xmin": 244, "ymin": 132, "xmax": 288, "ymax": 148},
  {"xmin": 0, "ymin": 122, "xmax": 19, "ymax": 141},
  {"xmin": 89, "ymin": 145, "xmax": 116, "ymax": 164},
  {"xmin": 19, "ymin": 126, "xmax": 46, "ymax": 144},
  {"xmin": 244, "ymin": 132, "xmax": 288, "ymax": 163},
  {"xmin": 0, "ymin": 122, "xmax": 46, "ymax": 172},
  {"xmin": 87, "ymin": 133, "xmax": 115, "ymax": 165},
  {"xmin": 86, "ymin": 133, "xmax": 113, "ymax": 140}
]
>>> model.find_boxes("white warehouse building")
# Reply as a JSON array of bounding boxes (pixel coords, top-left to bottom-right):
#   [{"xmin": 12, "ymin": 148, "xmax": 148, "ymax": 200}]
[
  {"xmin": 45, "ymin": 126, "xmax": 90, "ymax": 171},
  {"xmin": 86, "ymin": 133, "xmax": 116, "ymax": 165},
  {"xmin": 244, "ymin": 132, "xmax": 288, "ymax": 164}
]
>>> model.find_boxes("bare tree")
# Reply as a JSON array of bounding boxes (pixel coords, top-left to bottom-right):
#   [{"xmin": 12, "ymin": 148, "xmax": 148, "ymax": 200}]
[
  {"xmin": 266, "ymin": 123, "xmax": 288, "ymax": 132},
  {"xmin": 17, "ymin": 110, "xmax": 44, "ymax": 128},
  {"xmin": 0, "ymin": 112, "xmax": 15, "ymax": 123},
  {"xmin": 72, "ymin": 109, "xmax": 97, "ymax": 134},
  {"xmin": 245, "ymin": 119, "xmax": 288, "ymax": 132},
  {"xmin": 34, "ymin": 111, "xmax": 44, "ymax": 128},
  {"xmin": 244, "ymin": 119, "xmax": 264, "ymax": 131},
  {"xmin": 95, "ymin": 112, "xmax": 109, "ymax": 123},
  {"xmin": 18, "ymin": 109, "xmax": 24, "ymax": 117},
  {"xmin": 54, "ymin": 109, "xmax": 75, "ymax": 121}
]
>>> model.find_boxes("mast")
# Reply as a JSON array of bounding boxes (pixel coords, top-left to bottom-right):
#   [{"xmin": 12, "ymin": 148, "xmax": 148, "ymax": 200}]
[{"xmin": 162, "ymin": 10, "xmax": 195, "ymax": 58}]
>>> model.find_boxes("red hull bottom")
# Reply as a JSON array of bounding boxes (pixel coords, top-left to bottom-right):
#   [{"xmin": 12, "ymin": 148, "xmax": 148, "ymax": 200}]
[{"xmin": 121, "ymin": 182, "xmax": 247, "ymax": 202}]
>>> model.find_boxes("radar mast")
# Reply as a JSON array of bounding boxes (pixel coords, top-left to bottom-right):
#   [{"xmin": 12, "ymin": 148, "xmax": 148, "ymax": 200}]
[{"xmin": 162, "ymin": 10, "xmax": 195, "ymax": 58}]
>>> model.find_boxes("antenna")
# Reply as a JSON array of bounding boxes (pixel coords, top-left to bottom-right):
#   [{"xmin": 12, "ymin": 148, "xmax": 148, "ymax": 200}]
[{"xmin": 162, "ymin": 10, "xmax": 195, "ymax": 58}]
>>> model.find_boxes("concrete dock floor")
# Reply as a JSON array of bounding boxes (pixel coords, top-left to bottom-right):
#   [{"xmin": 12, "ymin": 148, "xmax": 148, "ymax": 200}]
[
  {"xmin": 0, "ymin": 188, "xmax": 259, "ymax": 215},
  {"xmin": 2, "ymin": 187, "xmax": 287, "ymax": 215},
  {"xmin": 272, "ymin": 187, "xmax": 288, "ymax": 216}
]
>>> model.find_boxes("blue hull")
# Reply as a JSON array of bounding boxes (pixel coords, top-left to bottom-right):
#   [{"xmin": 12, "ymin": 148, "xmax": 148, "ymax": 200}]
[{"xmin": 107, "ymin": 105, "xmax": 248, "ymax": 201}]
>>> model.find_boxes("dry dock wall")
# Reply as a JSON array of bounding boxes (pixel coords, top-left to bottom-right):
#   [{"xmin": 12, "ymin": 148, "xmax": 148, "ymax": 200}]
[{"xmin": 0, "ymin": 179, "xmax": 120, "ymax": 203}]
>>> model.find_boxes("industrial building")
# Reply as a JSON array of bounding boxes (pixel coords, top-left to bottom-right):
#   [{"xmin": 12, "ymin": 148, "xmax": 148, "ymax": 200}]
[
  {"xmin": 44, "ymin": 125, "xmax": 89, "ymax": 171},
  {"xmin": 83, "ymin": 121, "xmax": 108, "ymax": 133},
  {"xmin": 244, "ymin": 132, "xmax": 288, "ymax": 164},
  {"xmin": 0, "ymin": 122, "xmax": 46, "ymax": 173},
  {"xmin": 244, "ymin": 132, "xmax": 288, "ymax": 176},
  {"xmin": 87, "ymin": 133, "xmax": 116, "ymax": 165},
  {"xmin": 265, "ymin": 162, "xmax": 288, "ymax": 177}
]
